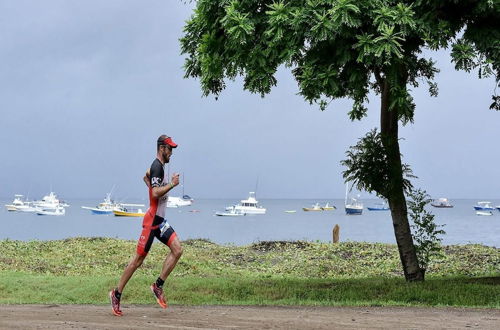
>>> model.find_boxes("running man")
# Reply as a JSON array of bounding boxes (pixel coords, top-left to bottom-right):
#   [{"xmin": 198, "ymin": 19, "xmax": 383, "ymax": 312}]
[{"xmin": 110, "ymin": 135, "xmax": 183, "ymax": 316}]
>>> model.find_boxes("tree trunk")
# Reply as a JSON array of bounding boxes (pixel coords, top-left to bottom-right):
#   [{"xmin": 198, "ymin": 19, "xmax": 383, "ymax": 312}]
[{"xmin": 380, "ymin": 78, "xmax": 424, "ymax": 282}]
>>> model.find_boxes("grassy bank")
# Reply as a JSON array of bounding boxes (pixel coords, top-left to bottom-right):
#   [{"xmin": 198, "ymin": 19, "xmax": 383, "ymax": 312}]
[{"xmin": 0, "ymin": 238, "xmax": 499, "ymax": 307}]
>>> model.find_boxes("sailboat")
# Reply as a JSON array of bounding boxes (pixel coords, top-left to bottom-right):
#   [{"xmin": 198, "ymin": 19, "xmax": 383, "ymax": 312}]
[
  {"xmin": 345, "ymin": 182, "xmax": 363, "ymax": 215},
  {"xmin": 167, "ymin": 173, "xmax": 193, "ymax": 208}
]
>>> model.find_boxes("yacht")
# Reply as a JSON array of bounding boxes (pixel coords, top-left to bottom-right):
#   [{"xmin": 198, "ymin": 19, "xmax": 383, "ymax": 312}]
[
  {"xmin": 431, "ymin": 198, "xmax": 453, "ymax": 208},
  {"xmin": 33, "ymin": 192, "xmax": 69, "ymax": 209},
  {"xmin": 226, "ymin": 192, "xmax": 266, "ymax": 215},
  {"xmin": 5, "ymin": 195, "xmax": 27, "ymax": 211}
]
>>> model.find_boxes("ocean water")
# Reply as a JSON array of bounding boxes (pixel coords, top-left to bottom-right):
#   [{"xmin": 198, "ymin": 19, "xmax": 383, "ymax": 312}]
[{"xmin": 1, "ymin": 199, "xmax": 499, "ymax": 247}]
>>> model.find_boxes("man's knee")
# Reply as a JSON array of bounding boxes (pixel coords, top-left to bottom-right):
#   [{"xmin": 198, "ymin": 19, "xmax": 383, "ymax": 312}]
[
  {"xmin": 132, "ymin": 254, "xmax": 146, "ymax": 268},
  {"xmin": 171, "ymin": 244, "xmax": 183, "ymax": 260}
]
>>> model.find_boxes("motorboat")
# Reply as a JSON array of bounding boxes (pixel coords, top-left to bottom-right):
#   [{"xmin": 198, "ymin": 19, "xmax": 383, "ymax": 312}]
[
  {"xmin": 303, "ymin": 203, "xmax": 322, "ymax": 211},
  {"xmin": 167, "ymin": 196, "xmax": 193, "ymax": 208},
  {"xmin": 473, "ymin": 201, "xmax": 494, "ymax": 211},
  {"xmin": 36, "ymin": 205, "xmax": 65, "ymax": 216},
  {"xmin": 345, "ymin": 183, "xmax": 363, "ymax": 215},
  {"xmin": 113, "ymin": 203, "xmax": 146, "ymax": 217},
  {"xmin": 81, "ymin": 193, "xmax": 117, "ymax": 215},
  {"xmin": 284, "ymin": 210, "xmax": 297, "ymax": 213},
  {"xmin": 367, "ymin": 201, "xmax": 390, "ymax": 211},
  {"xmin": 5, "ymin": 195, "xmax": 28, "ymax": 211},
  {"xmin": 33, "ymin": 192, "xmax": 69, "ymax": 209},
  {"xmin": 227, "ymin": 192, "xmax": 266, "ymax": 215},
  {"xmin": 215, "ymin": 206, "xmax": 245, "ymax": 217},
  {"xmin": 476, "ymin": 210, "xmax": 493, "ymax": 216},
  {"xmin": 321, "ymin": 202, "xmax": 336, "ymax": 211},
  {"xmin": 431, "ymin": 198, "xmax": 453, "ymax": 208}
]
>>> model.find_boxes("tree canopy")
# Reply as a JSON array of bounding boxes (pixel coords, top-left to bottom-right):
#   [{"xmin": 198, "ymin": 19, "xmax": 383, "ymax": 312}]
[{"xmin": 181, "ymin": 0, "xmax": 499, "ymax": 115}]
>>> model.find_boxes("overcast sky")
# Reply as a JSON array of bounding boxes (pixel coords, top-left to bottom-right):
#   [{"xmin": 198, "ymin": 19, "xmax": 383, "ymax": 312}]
[{"xmin": 0, "ymin": 0, "xmax": 498, "ymax": 201}]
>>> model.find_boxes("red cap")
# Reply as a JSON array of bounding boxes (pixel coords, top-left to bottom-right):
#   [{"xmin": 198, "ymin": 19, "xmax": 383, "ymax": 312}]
[{"xmin": 158, "ymin": 136, "xmax": 178, "ymax": 148}]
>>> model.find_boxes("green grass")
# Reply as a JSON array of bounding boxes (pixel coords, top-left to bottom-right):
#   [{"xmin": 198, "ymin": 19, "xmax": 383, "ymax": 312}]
[{"xmin": 0, "ymin": 238, "xmax": 499, "ymax": 307}]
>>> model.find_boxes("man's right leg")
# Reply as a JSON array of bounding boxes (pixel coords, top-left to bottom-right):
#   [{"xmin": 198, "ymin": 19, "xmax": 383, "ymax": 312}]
[
  {"xmin": 118, "ymin": 253, "xmax": 146, "ymax": 293},
  {"xmin": 110, "ymin": 253, "xmax": 146, "ymax": 316},
  {"xmin": 110, "ymin": 226, "xmax": 153, "ymax": 316}
]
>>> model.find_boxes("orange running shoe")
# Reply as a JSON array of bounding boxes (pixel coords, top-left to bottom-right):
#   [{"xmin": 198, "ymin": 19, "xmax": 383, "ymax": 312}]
[
  {"xmin": 109, "ymin": 290, "xmax": 123, "ymax": 316},
  {"xmin": 150, "ymin": 283, "xmax": 167, "ymax": 308}
]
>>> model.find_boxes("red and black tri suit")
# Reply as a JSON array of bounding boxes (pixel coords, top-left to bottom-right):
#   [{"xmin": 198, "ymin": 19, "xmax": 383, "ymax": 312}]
[{"xmin": 136, "ymin": 158, "xmax": 177, "ymax": 256}]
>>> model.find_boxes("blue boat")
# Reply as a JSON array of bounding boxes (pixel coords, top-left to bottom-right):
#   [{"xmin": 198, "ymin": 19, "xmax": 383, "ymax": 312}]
[
  {"xmin": 345, "ymin": 183, "xmax": 363, "ymax": 215},
  {"xmin": 473, "ymin": 201, "xmax": 494, "ymax": 211},
  {"xmin": 367, "ymin": 202, "xmax": 389, "ymax": 211},
  {"xmin": 81, "ymin": 193, "xmax": 117, "ymax": 215}
]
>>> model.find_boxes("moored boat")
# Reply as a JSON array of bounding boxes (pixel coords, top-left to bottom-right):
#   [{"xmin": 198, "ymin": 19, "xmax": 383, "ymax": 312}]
[
  {"xmin": 345, "ymin": 183, "xmax": 363, "ymax": 215},
  {"xmin": 367, "ymin": 201, "xmax": 390, "ymax": 211},
  {"xmin": 473, "ymin": 201, "xmax": 494, "ymax": 211},
  {"xmin": 476, "ymin": 210, "xmax": 493, "ymax": 216},
  {"xmin": 112, "ymin": 203, "xmax": 146, "ymax": 217},
  {"xmin": 431, "ymin": 198, "xmax": 453, "ymax": 208},
  {"xmin": 81, "ymin": 193, "xmax": 117, "ymax": 215},
  {"xmin": 303, "ymin": 203, "xmax": 322, "ymax": 211},
  {"xmin": 167, "ymin": 196, "xmax": 193, "ymax": 208},
  {"xmin": 321, "ymin": 202, "xmax": 336, "ymax": 211},
  {"xmin": 226, "ymin": 192, "xmax": 266, "ymax": 214},
  {"xmin": 36, "ymin": 205, "xmax": 65, "ymax": 216},
  {"xmin": 215, "ymin": 207, "xmax": 245, "ymax": 217},
  {"xmin": 4, "ymin": 195, "xmax": 26, "ymax": 211}
]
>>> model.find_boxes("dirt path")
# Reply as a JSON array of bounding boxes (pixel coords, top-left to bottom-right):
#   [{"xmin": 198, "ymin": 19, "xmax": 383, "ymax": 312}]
[{"xmin": 0, "ymin": 305, "xmax": 499, "ymax": 329}]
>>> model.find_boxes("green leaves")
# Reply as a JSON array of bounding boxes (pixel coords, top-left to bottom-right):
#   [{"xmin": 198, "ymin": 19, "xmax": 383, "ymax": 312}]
[
  {"xmin": 181, "ymin": 0, "xmax": 498, "ymax": 112},
  {"xmin": 451, "ymin": 41, "xmax": 478, "ymax": 73},
  {"xmin": 407, "ymin": 189, "xmax": 446, "ymax": 271},
  {"xmin": 341, "ymin": 129, "xmax": 415, "ymax": 199}
]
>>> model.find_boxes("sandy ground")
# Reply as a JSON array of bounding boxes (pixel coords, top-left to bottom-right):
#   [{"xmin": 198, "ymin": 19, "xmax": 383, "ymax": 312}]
[{"xmin": 0, "ymin": 305, "xmax": 499, "ymax": 329}]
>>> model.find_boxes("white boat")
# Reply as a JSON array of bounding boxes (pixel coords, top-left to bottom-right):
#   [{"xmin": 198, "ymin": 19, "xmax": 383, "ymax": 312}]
[
  {"xmin": 216, "ymin": 206, "xmax": 245, "ymax": 217},
  {"xmin": 284, "ymin": 210, "xmax": 297, "ymax": 213},
  {"xmin": 81, "ymin": 193, "xmax": 117, "ymax": 215},
  {"xmin": 36, "ymin": 205, "xmax": 65, "ymax": 216},
  {"xmin": 476, "ymin": 210, "xmax": 493, "ymax": 216},
  {"xmin": 345, "ymin": 183, "xmax": 363, "ymax": 215},
  {"xmin": 4, "ymin": 195, "xmax": 27, "ymax": 211},
  {"xmin": 431, "ymin": 198, "xmax": 453, "ymax": 208},
  {"xmin": 167, "ymin": 196, "xmax": 193, "ymax": 208},
  {"xmin": 226, "ymin": 192, "xmax": 266, "ymax": 215},
  {"xmin": 473, "ymin": 201, "xmax": 494, "ymax": 211},
  {"xmin": 33, "ymin": 192, "xmax": 69, "ymax": 209}
]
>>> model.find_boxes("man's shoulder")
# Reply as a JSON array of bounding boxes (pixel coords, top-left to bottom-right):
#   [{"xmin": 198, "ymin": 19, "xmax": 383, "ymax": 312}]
[
  {"xmin": 150, "ymin": 158, "xmax": 163, "ymax": 169},
  {"xmin": 150, "ymin": 158, "xmax": 164, "ymax": 176}
]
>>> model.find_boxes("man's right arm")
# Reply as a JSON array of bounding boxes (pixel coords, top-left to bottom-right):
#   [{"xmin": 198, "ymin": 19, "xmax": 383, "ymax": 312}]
[{"xmin": 152, "ymin": 173, "xmax": 180, "ymax": 198}]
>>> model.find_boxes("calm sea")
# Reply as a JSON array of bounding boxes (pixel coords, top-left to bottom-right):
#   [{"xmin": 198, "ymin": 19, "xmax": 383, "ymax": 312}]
[{"xmin": 1, "ymin": 199, "xmax": 499, "ymax": 247}]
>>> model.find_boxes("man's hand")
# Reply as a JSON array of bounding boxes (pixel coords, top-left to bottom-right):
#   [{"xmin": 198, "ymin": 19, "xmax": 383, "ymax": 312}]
[{"xmin": 171, "ymin": 173, "xmax": 180, "ymax": 187}]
